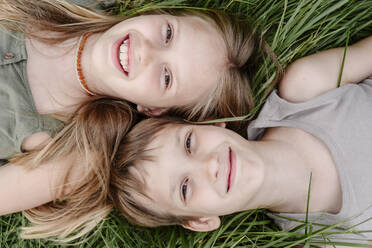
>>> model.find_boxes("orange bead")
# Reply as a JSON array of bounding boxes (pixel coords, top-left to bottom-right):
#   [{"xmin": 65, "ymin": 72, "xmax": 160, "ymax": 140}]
[{"xmin": 76, "ymin": 33, "xmax": 93, "ymax": 95}]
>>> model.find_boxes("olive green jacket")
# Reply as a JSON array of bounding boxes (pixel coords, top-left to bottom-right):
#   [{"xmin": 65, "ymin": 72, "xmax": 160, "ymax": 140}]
[{"xmin": 0, "ymin": 0, "xmax": 116, "ymax": 165}]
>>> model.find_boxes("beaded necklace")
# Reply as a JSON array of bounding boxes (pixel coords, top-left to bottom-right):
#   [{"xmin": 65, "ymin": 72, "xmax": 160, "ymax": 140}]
[{"xmin": 75, "ymin": 33, "xmax": 95, "ymax": 96}]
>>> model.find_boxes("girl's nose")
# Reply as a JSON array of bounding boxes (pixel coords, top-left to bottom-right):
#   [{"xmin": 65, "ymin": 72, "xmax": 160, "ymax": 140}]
[{"xmin": 138, "ymin": 39, "xmax": 157, "ymax": 67}]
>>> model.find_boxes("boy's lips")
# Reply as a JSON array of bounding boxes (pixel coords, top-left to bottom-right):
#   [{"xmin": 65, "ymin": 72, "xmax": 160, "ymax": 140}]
[
  {"xmin": 112, "ymin": 34, "xmax": 130, "ymax": 76},
  {"xmin": 227, "ymin": 147, "xmax": 236, "ymax": 193}
]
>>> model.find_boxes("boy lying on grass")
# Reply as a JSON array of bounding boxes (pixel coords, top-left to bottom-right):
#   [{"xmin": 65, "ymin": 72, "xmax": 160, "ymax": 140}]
[{"xmin": 110, "ymin": 36, "xmax": 372, "ymax": 245}]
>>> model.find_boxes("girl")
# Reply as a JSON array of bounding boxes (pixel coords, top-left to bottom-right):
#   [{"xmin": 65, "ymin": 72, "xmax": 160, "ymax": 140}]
[
  {"xmin": 0, "ymin": 0, "xmax": 267, "ymax": 164},
  {"xmin": 110, "ymin": 36, "xmax": 372, "ymax": 245}
]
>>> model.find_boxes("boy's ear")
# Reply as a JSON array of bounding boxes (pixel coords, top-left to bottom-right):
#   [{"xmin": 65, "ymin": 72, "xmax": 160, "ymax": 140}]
[
  {"xmin": 214, "ymin": 122, "xmax": 226, "ymax": 128},
  {"xmin": 181, "ymin": 216, "xmax": 221, "ymax": 232},
  {"xmin": 137, "ymin": 105, "xmax": 167, "ymax": 116}
]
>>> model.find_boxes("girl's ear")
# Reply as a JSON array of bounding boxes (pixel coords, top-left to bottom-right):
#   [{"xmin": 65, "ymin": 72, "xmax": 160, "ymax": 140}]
[
  {"xmin": 137, "ymin": 105, "xmax": 167, "ymax": 116},
  {"xmin": 181, "ymin": 216, "xmax": 221, "ymax": 232},
  {"xmin": 215, "ymin": 122, "xmax": 226, "ymax": 128}
]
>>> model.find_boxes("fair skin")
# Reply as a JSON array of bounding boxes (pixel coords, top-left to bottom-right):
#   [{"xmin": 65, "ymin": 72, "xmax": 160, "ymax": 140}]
[
  {"xmin": 0, "ymin": 14, "xmax": 227, "ymax": 215},
  {"xmin": 136, "ymin": 36, "xmax": 372, "ymax": 246},
  {"xmin": 26, "ymin": 14, "xmax": 226, "ymax": 116},
  {"xmin": 23, "ymin": 14, "xmax": 226, "ymax": 149},
  {"xmin": 139, "ymin": 123, "xmax": 341, "ymax": 231}
]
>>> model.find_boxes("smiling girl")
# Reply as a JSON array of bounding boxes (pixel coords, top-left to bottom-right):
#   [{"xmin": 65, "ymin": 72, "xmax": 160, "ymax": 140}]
[{"xmin": 0, "ymin": 0, "xmax": 266, "ymax": 163}]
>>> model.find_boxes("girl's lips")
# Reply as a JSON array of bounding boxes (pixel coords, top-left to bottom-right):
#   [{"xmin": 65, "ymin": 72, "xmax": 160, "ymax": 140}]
[
  {"xmin": 112, "ymin": 35, "xmax": 129, "ymax": 76},
  {"xmin": 227, "ymin": 147, "xmax": 236, "ymax": 193}
]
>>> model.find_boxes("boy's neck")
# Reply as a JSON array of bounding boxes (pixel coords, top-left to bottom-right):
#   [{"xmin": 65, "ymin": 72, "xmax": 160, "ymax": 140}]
[{"xmin": 248, "ymin": 127, "xmax": 342, "ymax": 215}]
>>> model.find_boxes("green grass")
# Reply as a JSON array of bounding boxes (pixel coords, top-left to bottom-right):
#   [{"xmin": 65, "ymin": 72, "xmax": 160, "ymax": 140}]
[{"xmin": 1, "ymin": 0, "xmax": 372, "ymax": 247}]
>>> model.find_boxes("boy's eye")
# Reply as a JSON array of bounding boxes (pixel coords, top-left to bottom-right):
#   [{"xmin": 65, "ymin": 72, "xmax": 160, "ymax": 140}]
[
  {"xmin": 181, "ymin": 178, "xmax": 189, "ymax": 201},
  {"xmin": 165, "ymin": 24, "xmax": 173, "ymax": 44},
  {"xmin": 185, "ymin": 131, "xmax": 192, "ymax": 153}
]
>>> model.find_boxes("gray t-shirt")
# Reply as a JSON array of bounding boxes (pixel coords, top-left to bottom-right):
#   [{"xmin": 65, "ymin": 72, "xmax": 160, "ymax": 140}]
[{"xmin": 247, "ymin": 78, "xmax": 372, "ymax": 242}]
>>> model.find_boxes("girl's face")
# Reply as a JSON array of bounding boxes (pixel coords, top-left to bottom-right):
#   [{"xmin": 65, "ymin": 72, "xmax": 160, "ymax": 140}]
[
  {"xmin": 136, "ymin": 124, "xmax": 265, "ymax": 227},
  {"xmin": 87, "ymin": 14, "xmax": 227, "ymax": 114}
]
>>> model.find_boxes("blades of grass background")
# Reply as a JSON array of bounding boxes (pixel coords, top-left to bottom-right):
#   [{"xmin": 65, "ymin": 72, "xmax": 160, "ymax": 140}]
[
  {"xmin": 271, "ymin": 0, "xmax": 287, "ymax": 51},
  {"xmin": 337, "ymin": 29, "xmax": 350, "ymax": 87},
  {"xmin": 304, "ymin": 173, "xmax": 312, "ymax": 236},
  {"xmin": 279, "ymin": 0, "xmax": 306, "ymax": 41},
  {"xmin": 165, "ymin": 227, "xmax": 177, "ymax": 248},
  {"xmin": 221, "ymin": 211, "xmax": 258, "ymax": 247}
]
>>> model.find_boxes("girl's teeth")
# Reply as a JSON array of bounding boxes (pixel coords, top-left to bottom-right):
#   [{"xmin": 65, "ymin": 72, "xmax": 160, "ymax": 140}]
[
  {"xmin": 119, "ymin": 39, "xmax": 129, "ymax": 72},
  {"xmin": 120, "ymin": 44, "xmax": 128, "ymax": 53},
  {"xmin": 119, "ymin": 52, "xmax": 127, "ymax": 60}
]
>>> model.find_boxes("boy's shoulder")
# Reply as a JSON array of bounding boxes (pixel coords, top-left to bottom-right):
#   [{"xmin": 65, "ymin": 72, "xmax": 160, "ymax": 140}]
[{"xmin": 278, "ymin": 56, "xmax": 332, "ymax": 103}]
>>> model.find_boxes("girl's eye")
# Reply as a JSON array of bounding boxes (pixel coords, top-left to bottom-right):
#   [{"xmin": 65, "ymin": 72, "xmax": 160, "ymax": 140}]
[
  {"xmin": 164, "ymin": 68, "xmax": 171, "ymax": 89},
  {"xmin": 181, "ymin": 178, "xmax": 189, "ymax": 201},
  {"xmin": 185, "ymin": 131, "xmax": 192, "ymax": 153},
  {"xmin": 165, "ymin": 24, "xmax": 173, "ymax": 44}
]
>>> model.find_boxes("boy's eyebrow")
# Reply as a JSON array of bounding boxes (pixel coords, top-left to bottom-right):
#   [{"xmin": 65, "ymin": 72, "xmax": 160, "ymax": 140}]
[
  {"xmin": 176, "ymin": 125, "xmax": 183, "ymax": 148},
  {"xmin": 170, "ymin": 125, "xmax": 184, "ymax": 203},
  {"xmin": 170, "ymin": 178, "xmax": 178, "ymax": 204}
]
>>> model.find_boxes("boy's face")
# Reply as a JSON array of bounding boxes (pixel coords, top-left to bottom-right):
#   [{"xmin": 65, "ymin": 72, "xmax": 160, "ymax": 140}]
[{"xmin": 137, "ymin": 123, "xmax": 266, "ymax": 231}]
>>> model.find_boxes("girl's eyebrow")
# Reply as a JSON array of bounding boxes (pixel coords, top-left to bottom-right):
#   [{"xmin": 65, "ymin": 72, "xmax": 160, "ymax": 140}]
[{"xmin": 171, "ymin": 17, "xmax": 180, "ymax": 96}]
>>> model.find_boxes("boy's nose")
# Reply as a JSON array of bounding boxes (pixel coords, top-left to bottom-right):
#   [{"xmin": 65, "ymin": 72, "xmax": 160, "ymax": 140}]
[{"xmin": 200, "ymin": 153, "xmax": 219, "ymax": 183}]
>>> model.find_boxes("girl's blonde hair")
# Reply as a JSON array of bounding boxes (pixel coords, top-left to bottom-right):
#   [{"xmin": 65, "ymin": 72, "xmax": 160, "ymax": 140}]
[
  {"xmin": 0, "ymin": 0, "xmax": 280, "ymax": 133},
  {"xmin": 10, "ymin": 97, "xmax": 136, "ymax": 242}
]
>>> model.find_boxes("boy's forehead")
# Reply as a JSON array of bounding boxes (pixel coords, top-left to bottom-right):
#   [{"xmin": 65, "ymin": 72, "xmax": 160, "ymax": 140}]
[
  {"xmin": 137, "ymin": 125, "xmax": 178, "ymax": 171},
  {"xmin": 147, "ymin": 123, "xmax": 187, "ymax": 149},
  {"xmin": 139, "ymin": 123, "xmax": 185, "ymax": 188}
]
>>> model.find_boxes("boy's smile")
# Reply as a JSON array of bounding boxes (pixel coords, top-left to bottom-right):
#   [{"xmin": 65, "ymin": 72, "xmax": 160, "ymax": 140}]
[
  {"xmin": 227, "ymin": 147, "xmax": 236, "ymax": 193},
  {"xmin": 136, "ymin": 123, "xmax": 266, "ymax": 228}
]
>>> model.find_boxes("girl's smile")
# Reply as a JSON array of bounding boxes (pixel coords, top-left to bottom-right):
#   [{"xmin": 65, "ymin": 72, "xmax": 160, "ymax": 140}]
[
  {"xmin": 113, "ymin": 34, "xmax": 130, "ymax": 76},
  {"xmin": 84, "ymin": 15, "xmax": 227, "ymax": 112}
]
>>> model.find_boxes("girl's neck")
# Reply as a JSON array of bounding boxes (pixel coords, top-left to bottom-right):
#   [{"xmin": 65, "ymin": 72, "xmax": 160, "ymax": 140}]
[
  {"xmin": 249, "ymin": 127, "xmax": 342, "ymax": 214},
  {"xmin": 25, "ymin": 33, "xmax": 99, "ymax": 116}
]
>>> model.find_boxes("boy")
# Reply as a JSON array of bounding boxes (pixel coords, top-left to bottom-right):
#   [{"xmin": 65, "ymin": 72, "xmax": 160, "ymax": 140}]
[{"xmin": 110, "ymin": 36, "xmax": 372, "ymax": 245}]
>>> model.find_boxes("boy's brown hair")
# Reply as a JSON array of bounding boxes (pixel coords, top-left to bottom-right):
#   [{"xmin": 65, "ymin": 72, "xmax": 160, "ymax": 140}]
[{"xmin": 110, "ymin": 117, "xmax": 199, "ymax": 227}]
